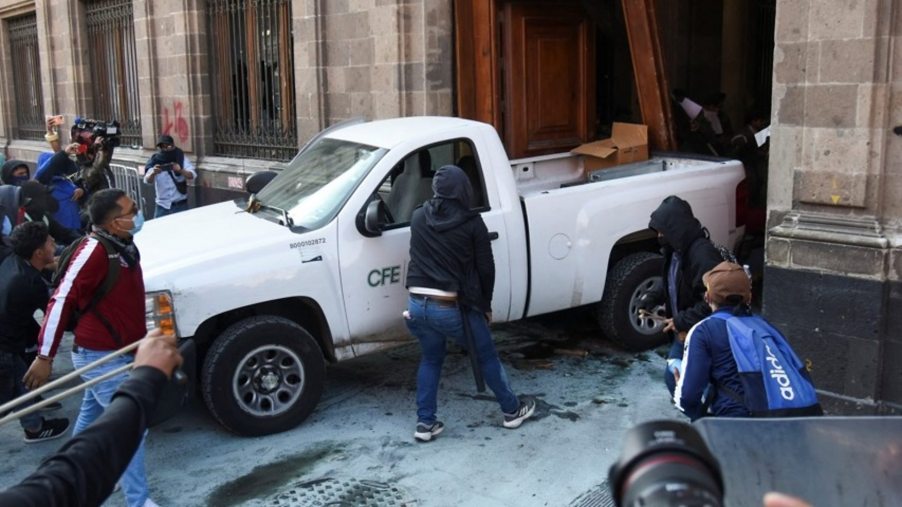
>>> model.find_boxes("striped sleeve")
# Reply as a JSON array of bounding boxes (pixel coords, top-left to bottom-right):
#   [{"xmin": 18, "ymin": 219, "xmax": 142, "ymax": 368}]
[
  {"xmin": 674, "ymin": 319, "xmax": 713, "ymax": 421},
  {"xmin": 38, "ymin": 238, "xmax": 105, "ymax": 358}
]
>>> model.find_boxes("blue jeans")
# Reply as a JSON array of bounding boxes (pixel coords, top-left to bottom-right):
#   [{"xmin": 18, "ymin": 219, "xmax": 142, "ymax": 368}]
[
  {"xmin": 405, "ymin": 296, "xmax": 519, "ymax": 424},
  {"xmin": 0, "ymin": 351, "xmax": 42, "ymax": 432},
  {"xmin": 72, "ymin": 347, "xmax": 150, "ymax": 507},
  {"xmin": 154, "ymin": 199, "xmax": 188, "ymax": 218}
]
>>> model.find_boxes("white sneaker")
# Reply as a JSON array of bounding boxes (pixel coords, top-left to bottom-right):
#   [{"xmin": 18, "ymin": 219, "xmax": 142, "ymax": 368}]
[
  {"xmin": 143, "ymin": 499, "xmax": 160, "ymax": 507},
  {"xmin": 503, "ymin": 399, "xmax": 536, "ymax": 429}
]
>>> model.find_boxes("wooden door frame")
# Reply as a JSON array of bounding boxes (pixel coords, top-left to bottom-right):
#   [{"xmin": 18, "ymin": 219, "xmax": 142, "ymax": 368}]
[{"xmin": 454, "ymin": 0, "xmax": 676, "ymax": 151}]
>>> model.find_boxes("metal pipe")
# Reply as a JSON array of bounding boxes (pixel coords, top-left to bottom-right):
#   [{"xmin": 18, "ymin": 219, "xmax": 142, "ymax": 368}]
[
  {"xmin": 0, "ymin": 363, "xmax": 133, "ymax": 426},
  {"xmin": 0, "ymin": 340, "xmax": 141, "ymax": 416}
]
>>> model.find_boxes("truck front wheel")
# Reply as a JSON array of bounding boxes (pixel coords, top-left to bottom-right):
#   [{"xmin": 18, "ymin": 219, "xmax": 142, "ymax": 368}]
[
  {"xmin": 597, "ymin": 252, "xmax": 668, "ymax": 351},
  {"xmin": 201, "ymin": 315, "xmax": 325, "ymax": 436}
]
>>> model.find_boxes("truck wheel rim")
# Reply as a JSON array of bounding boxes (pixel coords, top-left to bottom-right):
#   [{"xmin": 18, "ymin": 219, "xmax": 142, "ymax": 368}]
[
  {"xmin": 629, "ymin": 276, "xmax": 665, "ymax": 335},
  {"xmin": 233, "ymin": 345, "xmax": 305, "ymax": 417}
]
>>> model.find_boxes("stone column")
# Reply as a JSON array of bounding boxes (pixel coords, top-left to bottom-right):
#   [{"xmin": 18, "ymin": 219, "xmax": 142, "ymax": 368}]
[{"xmin": 764, "ymin": 0, "xmax": 901, "ymax": 413}]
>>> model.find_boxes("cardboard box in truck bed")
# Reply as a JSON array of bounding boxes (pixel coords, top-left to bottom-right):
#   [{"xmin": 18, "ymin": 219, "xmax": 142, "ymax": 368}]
[{"xmin": 571, "ymin": 122, "xmax": 649, "ymax": 173}]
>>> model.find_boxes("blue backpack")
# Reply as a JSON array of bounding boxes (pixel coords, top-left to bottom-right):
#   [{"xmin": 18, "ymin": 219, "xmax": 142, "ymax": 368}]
[{"xmin": 709, "ymin": 313, "xmax": 823, "ymax": 417}]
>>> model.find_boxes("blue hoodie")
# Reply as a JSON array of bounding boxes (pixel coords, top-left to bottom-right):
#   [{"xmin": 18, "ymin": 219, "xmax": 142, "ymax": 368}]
[{"xmin": 35, "ymin": 151, "xmax": 82, "ymax": 231}]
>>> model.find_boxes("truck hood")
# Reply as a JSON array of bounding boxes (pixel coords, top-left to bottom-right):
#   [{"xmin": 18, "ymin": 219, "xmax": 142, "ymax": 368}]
[{"xmin": 136, "ymin": 201, "xmax": 294, "ymax": 285}]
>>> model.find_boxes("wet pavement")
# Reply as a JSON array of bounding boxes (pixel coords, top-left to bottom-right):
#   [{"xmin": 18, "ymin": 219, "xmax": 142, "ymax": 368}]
[{"xmin": 0, "ymin": 310, "xmax": 680, "ymax": 506}]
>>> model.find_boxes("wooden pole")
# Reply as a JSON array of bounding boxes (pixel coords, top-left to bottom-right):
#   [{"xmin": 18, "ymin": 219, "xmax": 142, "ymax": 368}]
[{"xmin": 621, "ymin": 0, "xmax": 677, "ymax": 151}]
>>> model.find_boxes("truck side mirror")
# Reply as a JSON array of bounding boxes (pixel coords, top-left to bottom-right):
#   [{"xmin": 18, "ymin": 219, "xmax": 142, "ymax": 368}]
[
  {"xmin": 363, "ymin": 199, "xmax": 384, "ymax": 236},
  {"xmin": 245, "ymin": 170, "xmax": 278, "ymax": 194}
]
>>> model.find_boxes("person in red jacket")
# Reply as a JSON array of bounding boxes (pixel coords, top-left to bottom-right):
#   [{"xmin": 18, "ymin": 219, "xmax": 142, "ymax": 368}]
[{"xmin": 23, "ymin": 188, "xmax": 156, "ymax": 507}]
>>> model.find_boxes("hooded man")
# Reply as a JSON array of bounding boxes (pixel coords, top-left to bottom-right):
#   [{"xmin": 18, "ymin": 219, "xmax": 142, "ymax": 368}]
[
  {"xmin": 0, "ymin": 159, "xmax": 31, "ymax": 186},
  {"xmin": 404, "ymin": 165, "xmax": 535, "ymax": 442},
  {"xmin": 646, "ymin": 195, "xmax": 723, "ymax": 395},
  {"xmin": 0, "ymin": 183, "xmax": 22, "ymax": 262}
]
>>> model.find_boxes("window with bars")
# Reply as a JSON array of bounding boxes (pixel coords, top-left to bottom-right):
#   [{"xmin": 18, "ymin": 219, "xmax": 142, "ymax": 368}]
[
  {"xmin": 84, "ymin": 0, "xmax": 141, "ymax": 147},
  {"xmin": 7, "ymin": 14, "xmax": 45, "ymax": 141},
  {"xmin": 208, "ymin": 0, "xmax": 297, "ymax": 161}
]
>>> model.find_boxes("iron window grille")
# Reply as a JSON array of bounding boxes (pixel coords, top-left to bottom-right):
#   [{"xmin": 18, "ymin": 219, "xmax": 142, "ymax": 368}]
[
  {"xmin": 84, "ymin": 0, "xmax": 142, "ymax": 147},
  {"xmin": 7, "ymin": 14, "xmax": 45, "ymax": 141},
  {"xmin": 207, "ymin": 0, "xmax": 298, "ymax": 161}
]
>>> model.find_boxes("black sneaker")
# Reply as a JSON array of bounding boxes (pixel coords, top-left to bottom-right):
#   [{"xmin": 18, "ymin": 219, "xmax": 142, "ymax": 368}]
[
  {"xmin": 35, "ymin": 395, "xmax": 63, "ymax": 412},
  {"xmin": 24, "ymin": 417, "xmax": 70, "ymax": 443},
  {"xmin": 414, "ymin": 421, "xmax": 444, "ymax": 442},
  {"xmin": 503, "ymin": 399, "xmax": 536, "ymax": 429}
]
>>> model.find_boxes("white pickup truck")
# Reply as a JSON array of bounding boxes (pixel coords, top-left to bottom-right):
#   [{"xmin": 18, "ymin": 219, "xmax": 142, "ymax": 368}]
[{"xmin": 137, "ymin": 117, "xmax": 744, "ymax": 435}]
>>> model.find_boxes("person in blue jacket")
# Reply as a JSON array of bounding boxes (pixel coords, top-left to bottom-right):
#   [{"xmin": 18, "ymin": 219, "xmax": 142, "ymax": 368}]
[
  {"xmin": 673, "ymin": 261, "xmax": 753, "ymax": 420},
  {"xmin": 34, "ymin": 150, "xmax": 83, "ymax": 231}
]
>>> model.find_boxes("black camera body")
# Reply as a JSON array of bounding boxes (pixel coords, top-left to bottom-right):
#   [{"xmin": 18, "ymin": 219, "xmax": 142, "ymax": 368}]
[{"xmin": 72, "ymin": 117, "xmax": 122, "ymax": 148}]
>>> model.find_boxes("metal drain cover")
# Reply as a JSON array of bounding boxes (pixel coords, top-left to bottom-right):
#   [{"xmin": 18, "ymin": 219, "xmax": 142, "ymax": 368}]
[
  {"xmin": 568, "ymin": 481, "xmax": 615, "ymax": 507},
  {"xmin": 266, "ymin": 478, "xmax": 415, "ymax": 507}
]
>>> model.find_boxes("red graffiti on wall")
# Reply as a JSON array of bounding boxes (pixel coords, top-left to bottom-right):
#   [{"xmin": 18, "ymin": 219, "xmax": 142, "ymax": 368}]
[{"xmin": 162, "ymin": 102, "xmax": 189, "ymax": 143}]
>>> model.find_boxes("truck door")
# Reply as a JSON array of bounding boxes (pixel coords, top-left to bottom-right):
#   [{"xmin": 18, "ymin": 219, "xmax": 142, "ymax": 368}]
[{"xmin": 338, "ymin": 137, "xmax": 512, "ymax": 347}]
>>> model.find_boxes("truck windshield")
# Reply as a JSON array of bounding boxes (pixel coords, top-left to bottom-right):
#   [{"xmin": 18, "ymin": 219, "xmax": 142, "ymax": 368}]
[{"xmin": 255, "ymin": 138, "xmax": 387, "ymax": 230}]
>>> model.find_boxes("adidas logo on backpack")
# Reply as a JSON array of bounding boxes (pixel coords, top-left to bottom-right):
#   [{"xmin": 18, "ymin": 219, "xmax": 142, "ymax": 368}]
[{"xmin": 709, "ymin": 313, "xmax": 823, "ymax": 417}]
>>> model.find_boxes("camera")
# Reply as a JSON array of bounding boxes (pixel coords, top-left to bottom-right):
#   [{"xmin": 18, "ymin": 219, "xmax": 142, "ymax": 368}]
[
  {"xmin": 72, "ymin": 117, "xmax": 122, "ymax": 148},
  {"xmin": 609, "ymin": 420, "xmax": 724, "ymax": 507}
]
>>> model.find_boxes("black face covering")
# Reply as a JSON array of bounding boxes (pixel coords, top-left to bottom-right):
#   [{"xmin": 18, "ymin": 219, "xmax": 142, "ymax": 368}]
[{"xmin": 657, "ymin": 235, "xmax": 669, "ymax": 248}]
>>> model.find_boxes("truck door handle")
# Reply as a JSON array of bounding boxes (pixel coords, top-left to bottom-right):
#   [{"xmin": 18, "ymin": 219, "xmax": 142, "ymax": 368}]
[{"xmin": 488, "ymin": 232, "xmax": 499, "ymax": 241}]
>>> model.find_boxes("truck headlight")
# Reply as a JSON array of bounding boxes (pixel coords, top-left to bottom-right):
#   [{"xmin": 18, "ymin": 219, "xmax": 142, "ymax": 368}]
[{"xmin": 145, "ymin": 291, "xmax": 178, "ymax": 337}]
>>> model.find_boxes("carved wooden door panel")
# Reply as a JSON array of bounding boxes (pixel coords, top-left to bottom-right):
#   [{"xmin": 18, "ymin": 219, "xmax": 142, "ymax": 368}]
[{"xmin": 501, "ymin": 2, "xmax": 595, "ymax": 158}]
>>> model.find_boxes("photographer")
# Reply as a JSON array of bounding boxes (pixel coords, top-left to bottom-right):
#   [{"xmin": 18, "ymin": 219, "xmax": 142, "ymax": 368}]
[
  {"xmin": 77, "ymin": 128, "xmax": 116, "ymax": 200},
  {"xmin": 143, "ymin": 135, "xmax": 195, "ymax": 218}
]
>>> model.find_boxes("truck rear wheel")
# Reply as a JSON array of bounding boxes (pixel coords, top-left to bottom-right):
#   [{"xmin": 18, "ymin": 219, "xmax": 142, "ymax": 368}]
[
  {"xmin": 201, "ymin": 315, "xmax": 325, "ymax": 436},
  {"xmin": 597, "ymin": 252, "xmax": 668, "ymax": 351}
]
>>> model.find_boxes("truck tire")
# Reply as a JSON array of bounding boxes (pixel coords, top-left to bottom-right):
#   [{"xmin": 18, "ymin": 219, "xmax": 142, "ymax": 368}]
[
  {"xmin": 201, "ymin": 315, "xmax": 325, "ymax": 436},
  {"xmin": 597, "ymin": 252, "xmax": 668, "ymax": 351}
]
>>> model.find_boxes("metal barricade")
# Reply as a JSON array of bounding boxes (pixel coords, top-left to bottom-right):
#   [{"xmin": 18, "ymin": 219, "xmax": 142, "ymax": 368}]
[{"xmin": 109, "ymin": 164, "xmax": 147, "ymax": 215}]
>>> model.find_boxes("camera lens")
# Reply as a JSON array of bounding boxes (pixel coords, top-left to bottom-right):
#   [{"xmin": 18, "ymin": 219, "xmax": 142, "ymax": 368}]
[{"xmin": 609, "ymin": 420, "xmax": 723, "ymax": 507}]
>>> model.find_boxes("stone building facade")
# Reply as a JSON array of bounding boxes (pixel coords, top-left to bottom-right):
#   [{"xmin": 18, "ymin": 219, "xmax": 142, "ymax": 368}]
[
  {"xmin": 765, "ymin": 0, "xmax": 901, "ymax": 413},
  {"xmin": 0, "ymin": 0, "xmax": 897, "ymax": 411},
  {"xmin": 0, "ymin": 0, "xmax": 454, "ymax": 202}
]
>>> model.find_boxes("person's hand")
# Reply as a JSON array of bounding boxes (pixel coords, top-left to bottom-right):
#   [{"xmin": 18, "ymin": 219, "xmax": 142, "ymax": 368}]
[
  {"xmin": 485, "ymin": 312, "xmax": 492, "ymax": 324},
  {"xmin": 134, "ymin": 329, "xmax": 183, "ymax": 379},
  {"xmin": 677, "ymin": 331, "xmax": 688, "ymax": 342},
  {"xmin": 153, "ymin": 164, "xmax": 162, "ymax": 175},
  {"xmin": 65, "ymin": 142, "xmax": 80, "ymax": 155},
  {"xmin": 172, "ymin": 163, "xmax": 182, "ymax": 174},
  {"xmin": 763, "ymin": 492, "xmax": 811, "ymax": 507},
  {"xmin": 663, "ymin": 318, "xmax": 676, "ymax": 334},
  {"xmin": 71, "ymin": 188, "xmax": 85, "ymax": 201},
  {"xmin": 46, "ymin": 117, "xmax": 56, "ymax": 134},
  {"xmin": 23, "ymin": 357, "xmax": 53, "ymax": 390}
]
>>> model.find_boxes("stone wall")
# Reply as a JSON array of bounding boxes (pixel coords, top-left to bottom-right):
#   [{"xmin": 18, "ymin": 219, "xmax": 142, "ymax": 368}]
[
  {"xmin": 0, "ymin": 0, "xmax": 454, "ymax": 200},
  {"xmin": 765, "ymin": 0, "xmax": 901, "ymax": 413}
]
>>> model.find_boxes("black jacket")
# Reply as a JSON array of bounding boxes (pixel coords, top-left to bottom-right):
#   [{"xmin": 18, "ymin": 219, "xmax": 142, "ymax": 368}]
[
  {"xmin": 405, "ymin": 165, "xmax": 494, "ymax": 313},
  {"xmin": 0, "ymin": 255, "xmax": 49, "ymax": 354},
  {"xmin": 648, "ymin": 196, "xmax": 723, "ymax": 332},
  {"xmin": 0, "ymin": 366, "xmax": 166, "ymax": 507}
]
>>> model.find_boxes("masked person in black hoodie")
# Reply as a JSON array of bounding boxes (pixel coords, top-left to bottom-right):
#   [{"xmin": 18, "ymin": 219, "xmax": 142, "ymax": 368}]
[
  {"xmin": 645, "ymin": 196, "xmax": 723, "ymax": 396},
  {"xmin": 0, "ymin": 159, "xmax": 31, "ymax": 186},
  {"xmin": 404, "ymin": 165, "xmax": 535, "ymax": 442}
]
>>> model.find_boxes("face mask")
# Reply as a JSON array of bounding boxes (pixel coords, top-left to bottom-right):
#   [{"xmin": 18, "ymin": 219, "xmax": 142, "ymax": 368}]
[
  {"xmin": 657, "ymin": 236, "xmax": 668, "ymax": 248},
  {"xmin": 12, "ymin": 175, "xmax": 29, "ymax": 186},
  {"xmin": 117, "ymin": 210, "xmax": 145, "ymax": 236},
  {"xmin": 129, "ymin": 210, "xmax": 145, "ymax": 235}
]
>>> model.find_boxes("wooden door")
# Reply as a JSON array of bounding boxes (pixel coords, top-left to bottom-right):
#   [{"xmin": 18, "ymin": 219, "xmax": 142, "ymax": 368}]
[{"xmin": 501, "ymin": 2, "xmax": 595, "ymax": 158}]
